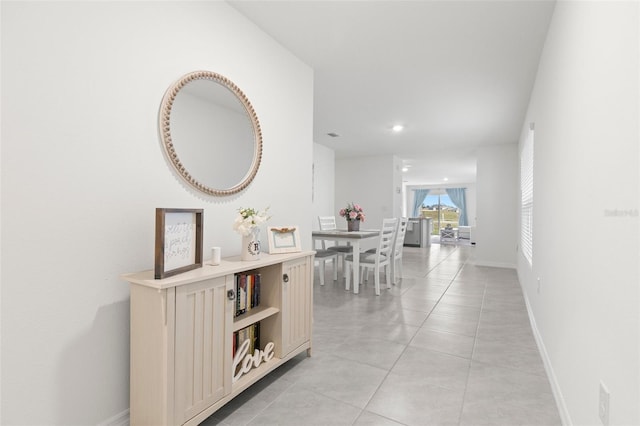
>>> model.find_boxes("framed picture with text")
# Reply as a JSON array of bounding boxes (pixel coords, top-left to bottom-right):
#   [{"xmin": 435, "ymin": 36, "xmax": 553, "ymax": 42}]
[
  {"xmin": 267, "ymin": 226, "xmax": 301, "ymax": 254},
  {"xmin": 155, "ymin": 208, "xmax": 203, "ymax": 279}
]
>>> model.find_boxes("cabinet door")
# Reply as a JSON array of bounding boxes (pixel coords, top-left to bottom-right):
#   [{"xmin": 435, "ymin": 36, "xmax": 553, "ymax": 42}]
[
  {"xmin": 174, "ymin": 276, "xmax": 233, "ymax": 424},
  {"xmin": 280, "ymin": 257, "xmax": 312, "ymax": 356}
]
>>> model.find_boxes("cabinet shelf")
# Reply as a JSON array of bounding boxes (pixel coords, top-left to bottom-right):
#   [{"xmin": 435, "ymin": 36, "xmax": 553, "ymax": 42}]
[
  {"xmin": 123, "ymin": 251, "xmax": 314, "ymax": 426},
  {"xmin": 233, "ymin": 305, "xmax": 279, "ymax": 332}
]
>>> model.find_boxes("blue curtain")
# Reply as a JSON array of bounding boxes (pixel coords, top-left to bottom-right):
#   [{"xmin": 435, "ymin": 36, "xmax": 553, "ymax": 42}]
[
  {"xmin": 446, "ymin": 188, "xmax": 468, "ymax": 226},
  {"xmin": 412, "ymin": 189, "xmax": 430, "ymax": 217}
]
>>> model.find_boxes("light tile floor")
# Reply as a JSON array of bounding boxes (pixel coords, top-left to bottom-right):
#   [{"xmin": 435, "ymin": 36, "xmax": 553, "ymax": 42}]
[{"xmin": 203, "ymin": 244, "xmax": 562, "ymax": 426}]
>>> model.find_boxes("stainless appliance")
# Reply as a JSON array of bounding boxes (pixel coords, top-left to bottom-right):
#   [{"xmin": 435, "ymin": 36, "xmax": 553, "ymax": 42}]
[{"xmin": 404, "ymin": 217, "xmax": 431, "ymax": 247}]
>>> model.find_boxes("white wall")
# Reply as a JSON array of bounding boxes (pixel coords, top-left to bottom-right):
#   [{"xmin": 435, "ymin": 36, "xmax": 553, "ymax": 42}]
[
  {"xmin": 312, "ymin": 143, "xmax": 335, "ymax": 230},
  {"xmin": 335, "ymin": 155, "xmax": 399, "ymax": 249},
  {"xmin": 392, "ymin": 156, "xmax": 403, "ymax": 220},
  {"xmin": 517, "ymin": 2, "xmax": 639, "ymax": 425},
  {"xmin": 1, "ymin": 2, "xmax": 313, "ymax": 424},
  {"xmin": 474, "ymin": 144, "xmax": 518, "ymax": 268}
]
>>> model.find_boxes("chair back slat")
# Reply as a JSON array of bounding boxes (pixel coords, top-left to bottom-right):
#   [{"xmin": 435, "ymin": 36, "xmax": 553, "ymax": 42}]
[
  {"xmin": 317, "ymin": 216, "xmax": 337, "ymax": 249},
  {"xmin": 376, "ymin": 218, "xmax": 398, "ymax": 266},
  {"xmin": 344, "ymin": 217, "xmax": 398, "ymax": 295},
  {"xmin": 394, "ymin": 218, "xmax": 408, "ymax": 256},
  {"xmin": 318, "ymin": 216, "xmax": 337, "ymax": 231}
]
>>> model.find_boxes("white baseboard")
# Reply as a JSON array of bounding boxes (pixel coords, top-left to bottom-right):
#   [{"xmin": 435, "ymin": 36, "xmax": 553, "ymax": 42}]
[
  {"xmin": 469, "ymin": 260, "xmax": 516, "ymax": 269},
  {"xmin": 98, "ymin": 409, "xmax": 129, "ymax": 426},
  {"xmin": 521, "ymin": 289, "xmax": 572, "ymax": 426}
]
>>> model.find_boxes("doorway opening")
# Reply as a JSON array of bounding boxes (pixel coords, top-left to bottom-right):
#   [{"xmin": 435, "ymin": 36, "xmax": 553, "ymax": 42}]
[{"xmin": 421, "ymin": 190, "xmax": 460, "ymax": 242}]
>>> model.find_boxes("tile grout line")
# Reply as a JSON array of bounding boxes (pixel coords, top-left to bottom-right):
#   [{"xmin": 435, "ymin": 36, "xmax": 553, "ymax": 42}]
[
  {"xmin": 455, "ymin": 256, "xmax": 489, "ymax": 425},
  {"xmin": 353, "ymin": 245, "xmax": 466, "ymax": 425}
]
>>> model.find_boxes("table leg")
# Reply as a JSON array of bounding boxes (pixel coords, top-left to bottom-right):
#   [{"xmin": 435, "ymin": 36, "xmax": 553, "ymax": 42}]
[{"xmin": 352, "ymin": 241, "xmax": 360, "ymax": 294}]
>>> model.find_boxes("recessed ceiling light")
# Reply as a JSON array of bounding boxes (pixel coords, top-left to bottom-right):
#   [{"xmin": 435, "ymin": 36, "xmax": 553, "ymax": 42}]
[
  {"xmin": 392, "ymin": 125, "xmax": 404, "ymax": 132},
  {"xmin": 443, "ymin": 177, "xmax": 449, "ymax": 181},
  {"xmin": 402, "ymin": 167, "xmax": 409, "ymax": 172}
]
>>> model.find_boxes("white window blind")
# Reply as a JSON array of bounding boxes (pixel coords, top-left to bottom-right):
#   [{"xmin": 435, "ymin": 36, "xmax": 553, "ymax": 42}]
[{"xmin": 521, "ymin": 127, "xmax": 534, "ymax": 265}]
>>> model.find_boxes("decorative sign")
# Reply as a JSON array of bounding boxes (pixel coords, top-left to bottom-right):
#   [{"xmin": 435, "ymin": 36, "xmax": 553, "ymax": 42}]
[
  {"xmin": 232, "ymin": 340, "xmax": 275, "ymax": 383},
  {"xmin": 154, "ymin": 208, "xmax": 203, "ymax": 279},
  {"xmin": 164, "ymin": 212, "xmax": 197, "ymax": 270}
]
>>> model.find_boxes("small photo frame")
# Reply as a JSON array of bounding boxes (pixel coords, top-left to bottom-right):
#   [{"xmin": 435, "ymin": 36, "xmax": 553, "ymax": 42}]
[
  {"xmin": 267, "ymin": 226, "xmax": 301, "ymax": 254},
  {"xmin": 155, "ymin": 208, "xmax": 203, "ymax": 279}
]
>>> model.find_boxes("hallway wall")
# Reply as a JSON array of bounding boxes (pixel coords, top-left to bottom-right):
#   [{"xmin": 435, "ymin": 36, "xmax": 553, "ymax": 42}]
[
  {"xmin": 335, "ymin": 155, "xmax": 401, "ymax": 250},
  {"xmin": 1, "ymin": 2, "xmax": 313, "ymax": 424},
  {"xmin": 474, "ymin": 144, "xmax": 518, "ymax": 268},
  {"xmin": 517, "ymin": 2, "xmax": 639, "ymax": 424},
  {"xmin": 312, "ymin": 143, "xmax": 336, "ymax": 229}
]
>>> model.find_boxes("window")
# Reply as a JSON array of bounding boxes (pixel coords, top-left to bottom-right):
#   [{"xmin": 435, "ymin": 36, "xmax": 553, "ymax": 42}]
[
  {"xmin": 521, "ymin": 126, "xmax": 534, "ymax": 265},
  {"xmin": 422, "ymin": 191, "xmax": 460, "ymax": 235}
]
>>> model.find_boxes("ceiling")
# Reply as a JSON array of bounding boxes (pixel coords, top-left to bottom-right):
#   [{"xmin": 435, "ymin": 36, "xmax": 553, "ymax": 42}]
[{"xmin": 229, "ymin": 0, "xmax": 555, "ymax": 186}]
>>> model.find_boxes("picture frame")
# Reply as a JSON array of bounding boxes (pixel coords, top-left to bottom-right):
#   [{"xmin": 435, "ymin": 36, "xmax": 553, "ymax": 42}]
[
  {"xmin": 155, "ymin": 208, "xmax": 203, "ymax": 279},
  {"xmin": 267, "ymin": 226, "xmax": 301, "ymax": 254}
]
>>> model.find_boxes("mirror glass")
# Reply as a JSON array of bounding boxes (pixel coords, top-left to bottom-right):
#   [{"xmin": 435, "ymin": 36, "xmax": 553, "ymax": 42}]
[{"xmin": 159, "ymin": 71, "xmax": 262, "ymax": 196}]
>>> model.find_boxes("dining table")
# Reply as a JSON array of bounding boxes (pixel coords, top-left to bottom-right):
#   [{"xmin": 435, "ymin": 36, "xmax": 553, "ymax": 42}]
[{"xmin": 311, "ymin": 229, "xmax": 380, "ymax": 294}]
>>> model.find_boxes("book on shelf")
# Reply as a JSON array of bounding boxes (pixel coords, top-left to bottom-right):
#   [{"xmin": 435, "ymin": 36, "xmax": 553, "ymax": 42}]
[
  {"xmin": 253, "ymin": 274, "xmax": 260, "ymax": 308},
  {"xmin": 235, "ymin": 272, "xmax": 261, "ymax": 317},
  {"xmin": 232, "ymin": 322, "xmax": 261, "ymax": 360},
  {"xmin": 247, "ymin": 274, "xmax": 253, "ymax": 311}
]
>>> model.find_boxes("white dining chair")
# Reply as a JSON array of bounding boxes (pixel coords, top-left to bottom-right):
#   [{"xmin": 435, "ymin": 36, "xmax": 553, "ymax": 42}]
[
  {"xmin": 318, "ymin": 216, "xmax": 353, "ymax": 274},
  {"xmin": 314, "ymin": 217, "xmax": 339, "ymax": 285},
  {"xmin": 366, "ymin": 217, "xmax": 407, "ymax": 284},
  {"xmin": 314, "ymin": 248, "xmax": 338, "ymax": 286},
  {"xmin": 318, "ymin": 216, "xmax": 337, "ymax": 232},
  {"xmin": 391, "ymin": 218, "xmax": 408, "ymax": 284},
  {"xmin": 360, "ymin": 220, "xmax": 398, "ymax": 284},
  {"xmin": 345, "ymin": 218, "xmax": 397, "ymax": 295}
]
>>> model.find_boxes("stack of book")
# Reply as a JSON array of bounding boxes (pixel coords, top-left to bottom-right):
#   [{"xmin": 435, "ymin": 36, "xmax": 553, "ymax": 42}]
[
  {"xmin": 233, "ymin": 272, "xmax": 261, "ymax": 360},
  {"xmin": 234, "ymin": 272, "xmax": 261, "ymax": 316},
  {"xmin": 233, "ymin": 323, "xmax": 260, "ymax": 363}
]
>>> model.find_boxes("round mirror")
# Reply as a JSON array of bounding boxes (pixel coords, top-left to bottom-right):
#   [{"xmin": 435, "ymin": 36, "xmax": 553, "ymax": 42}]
[{"xmin": 159, "ymin": 71, "xmax": 262, "ymax": 196}]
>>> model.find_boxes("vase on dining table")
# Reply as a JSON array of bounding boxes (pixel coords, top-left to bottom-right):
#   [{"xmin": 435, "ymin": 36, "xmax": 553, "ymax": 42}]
[{"xmin": 347, "ymin": 219, "xmax": 360, "ymax": 232}]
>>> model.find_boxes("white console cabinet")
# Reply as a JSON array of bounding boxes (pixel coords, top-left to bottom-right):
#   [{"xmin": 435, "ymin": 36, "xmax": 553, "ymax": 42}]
[{"xmin": 122, "ymin": 251, "xmax": 314, "ymax": 426}]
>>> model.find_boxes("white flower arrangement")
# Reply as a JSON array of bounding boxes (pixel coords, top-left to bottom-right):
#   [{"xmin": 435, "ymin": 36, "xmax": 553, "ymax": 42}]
[{"xmin": 233, "ymin": 207, "xmax": 270, "ymax": 236}]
